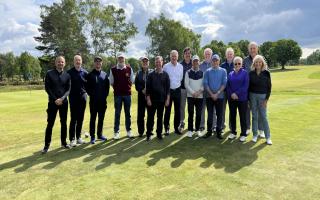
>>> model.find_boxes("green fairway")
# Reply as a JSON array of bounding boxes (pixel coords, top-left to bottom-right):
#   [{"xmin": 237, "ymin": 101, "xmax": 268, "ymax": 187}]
[{"xmin": 0, "ymin": 65, "xmax": 320, "ymax": 200}]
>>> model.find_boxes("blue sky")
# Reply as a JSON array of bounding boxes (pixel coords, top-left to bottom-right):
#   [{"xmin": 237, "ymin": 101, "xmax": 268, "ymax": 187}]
[{"xmin": 0, "ymin": 0, "xmax": 319, "ymax": 58}]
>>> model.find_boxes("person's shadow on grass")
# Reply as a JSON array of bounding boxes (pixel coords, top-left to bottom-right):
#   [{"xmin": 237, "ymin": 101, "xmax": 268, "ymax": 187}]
[
  {"xmin": 0, "ymin": 133, "xmax": 266, "ymax": 173},
  {"xmin": 146, "ymin": 134, "xmax": 267, "ymax": 173}
]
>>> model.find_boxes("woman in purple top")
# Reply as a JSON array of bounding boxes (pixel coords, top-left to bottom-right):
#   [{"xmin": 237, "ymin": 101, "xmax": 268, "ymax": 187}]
[{"xmin": 226, "ymin": 56, "xmax": 249, "ymax": 141}]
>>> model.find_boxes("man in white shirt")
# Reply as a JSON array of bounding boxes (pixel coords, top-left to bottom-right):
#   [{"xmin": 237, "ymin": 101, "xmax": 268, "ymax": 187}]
[{"xmin": 163, "ymin": 50, "xmax": 184, "ymax": 135}]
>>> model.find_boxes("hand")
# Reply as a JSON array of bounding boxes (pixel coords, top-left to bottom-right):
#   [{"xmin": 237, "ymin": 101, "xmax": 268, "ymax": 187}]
[
  {"xmin": 55, "ymin": 98, "xmax": 63, "ymax": 106},
  {"xmin": 147, "ymin": 99, "xmax": 152, "ymax": 106},
  {"xmin": 142, "ymin": 89, "xmax": 146, "ymax": 95},
  {"xmin": 192, "ymin": 92, "xmax": 197, "ymax": 98},
  {"xmin": 231, "ymin": 93, "xmax": 238, "ymax": 100},
  {"xmin": 261, "ymin": 100, "xmax": 268, "ymax": 108},
  {"xmin": 211, "ymin": 93, "xmax": 217, "ymax": 101},
  {"xmin": 165, "ymin": 98, "xmax": 170, "ymax": 107}
]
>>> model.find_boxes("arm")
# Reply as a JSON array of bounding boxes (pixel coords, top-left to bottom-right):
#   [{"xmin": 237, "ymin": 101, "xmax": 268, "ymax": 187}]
[
  {"xmin": 234, "ymin": 71, "xmax": 249, "ymax": 98},
  {"xmin": 265, "ymin": 71, "xmax": 272, "ymax": 100},
  {"xmin": 165, "ymin": 73, "xmax": 170, "ymax": 106},
  {"xmin": 184, "ymin": 71, "xmax": 195, "ymax": 95},
  {"xmin": 134, "ymin": 71, "xmax": 141, "ymax": 92},
  {"xmin": 44, "ymin": 72, "xmax": 57, "ymax": 101},
  {"xmin": 109, "ymin": 69, "xmax": 114, "ymax": 86},
  {"xmin": 60, "ymin": 75, "xmax": 71, "ymax": 101},
  {"xmin": 130, "ymin": 67, "xmax": 134, "ymax": 83}
]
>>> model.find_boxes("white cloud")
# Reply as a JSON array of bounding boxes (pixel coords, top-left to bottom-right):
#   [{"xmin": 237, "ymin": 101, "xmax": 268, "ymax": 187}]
[{"xmin": 301, "ymin": 48, "xmax": 318, "ymax": 59}]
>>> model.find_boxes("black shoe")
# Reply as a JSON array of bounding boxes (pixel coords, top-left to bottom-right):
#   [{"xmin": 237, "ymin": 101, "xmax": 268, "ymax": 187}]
[
  {"xmin": 164, "ymin": 129, "xmax": 170, "ymax": 136},
  {"xmin": 202, "ymin": 132, "xmax": 212, "ymax": 138},
  {"xmin": 41, "ymin": 146, "xmax": 49, "ymax": 154},
  {"xmin": 146, "ymin": 135, "xmax": 151, "ymax": 141},
  {"xmin": 216, "ymin": 133, "xmax": 223, "ymax": 140},
  {"xmin": 175, "ymin": 130, "xmax": 182, "ymax": 135},
  {"xmin": 138, "ymin": 133, "xmax": 143, "ymax": 137},
  {"xmin": 61, "ymin": 144, "xmax": 71, "ymax": 149},
  {"xmin": 157, "ymin": 134, "xmax": 163, "ymax": 140}
]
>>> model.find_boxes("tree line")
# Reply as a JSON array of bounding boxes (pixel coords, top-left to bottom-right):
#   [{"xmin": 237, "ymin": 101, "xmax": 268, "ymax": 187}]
[{"xmin": 0, "ymin": 0, "xmax": 310, "ymax": 84}]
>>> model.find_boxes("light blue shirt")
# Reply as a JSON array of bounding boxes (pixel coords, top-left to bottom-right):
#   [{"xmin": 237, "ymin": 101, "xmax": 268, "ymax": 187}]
[{"xmin": 203, "ymin": 66, "xmax": 227, "ymax": 99}]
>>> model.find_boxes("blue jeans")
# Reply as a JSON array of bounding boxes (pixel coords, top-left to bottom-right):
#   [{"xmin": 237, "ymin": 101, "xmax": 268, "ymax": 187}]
[
  {"xmin": 249, "ymin": 93, "xmax": 271, "ymax": 139},
  {"xmin": 114, "ymin": 95, "xmax": 131, "ymax": 133}
]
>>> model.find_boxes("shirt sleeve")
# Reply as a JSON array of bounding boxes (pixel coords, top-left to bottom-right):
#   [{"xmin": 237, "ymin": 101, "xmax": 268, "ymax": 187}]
[
  {"xmin": 266, "ymin": 71, "xmax": 272, "ymax": 100},
  {"xmin": 146, "ymin": 73, "xmax": 152, "ymax": 96},
  {"xmin": 44, "ymin": 72, "xmax": 57, "ymax": 100},
  {"xmin": 61, "ymin": 75, "xmax": 71, "ymax": 101},
  {"xmin": 130, "ymin": 68, "xmax": 134, "ymax": 83},
  {"xmin": 221, "ymin": 69, "xmax": 227, "ymax": 87},
  {"xmin": 203, "ymin": 70, "xmax": 208, "ymax": 89},
  {"xmin": 184, "ymin": 71, "xmax": 194, "ymax": 95},
  {"xmin": 109, "ymin": 69, "xmax": 114, "ymax": 85}
]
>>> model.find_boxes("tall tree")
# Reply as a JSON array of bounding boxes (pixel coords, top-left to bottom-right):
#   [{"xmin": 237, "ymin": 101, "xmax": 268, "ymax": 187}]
[
  {"xmin": 260, "ymin": 41, "xmax": 277, "ymax": 68},
  {"xmin": 273, "ymin": 39, "xmax": 302, "ymax": 70},
  {"xmin": 17, "ymin": 52, "xmax": 41, "ymax": 81},
  {"xmin": 79, "ymin": 2, "xmax": 138, "ymax": 58},
  {"xmin": 145, "ymin": 14, "xmax": 201, "ymax": 62},
  {"xmin": 2, "ymin": 52, "xmax": 17, "ymax": 81},
  {"xmin": 34, "ymin": 0, "xmax": 89, "ymax": 65},
  {"xmin": 236, "ymin": 40, "xmax": 250, "ymax": 56}
]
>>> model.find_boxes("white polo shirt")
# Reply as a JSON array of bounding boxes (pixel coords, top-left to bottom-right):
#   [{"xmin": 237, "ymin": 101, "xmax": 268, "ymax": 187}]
[{"xmin": 163, "ymin": 61, "xmax": 183, "ymax": 89}]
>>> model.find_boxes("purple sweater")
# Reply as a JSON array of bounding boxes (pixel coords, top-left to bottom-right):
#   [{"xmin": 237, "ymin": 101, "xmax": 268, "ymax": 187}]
[{"xmin": 226, "ymin": 68, "xmax": 249, "ymax": 101}]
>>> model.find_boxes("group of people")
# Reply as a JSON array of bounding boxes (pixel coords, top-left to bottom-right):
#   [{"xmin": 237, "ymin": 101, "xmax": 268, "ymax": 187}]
[{"xmin": 41, "ymin": 41, "xmax": 272, "ymax": 154}]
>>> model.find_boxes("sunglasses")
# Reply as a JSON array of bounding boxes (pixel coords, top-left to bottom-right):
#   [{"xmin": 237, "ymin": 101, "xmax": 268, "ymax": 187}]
[{"xmin": 234, "ymin": 63, "xmax": 242, "ymax": 66}]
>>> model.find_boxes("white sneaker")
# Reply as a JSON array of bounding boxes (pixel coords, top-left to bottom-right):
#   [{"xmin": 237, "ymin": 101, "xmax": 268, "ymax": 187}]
[
  {"xmin": 127, "ymin": 130, "xmax": 133, "ymax": 138},
  {"xmin": 70, "ymin": 140, "xmax": 77, "ymax": 147},
  {"xmin": 228, "ymin": 133, "xmax": 237, "ymax": 140},
  {"xmin": 114, "ymin": 132, "xmax": 120, "ymax": 140},
  {"xmin": 187, "ymin": 131, "xmax": 193, "ymax": 138},
  {"xmin": 246, "ymin": 129, "xmax": 251, "ymax": 136},
  {"xmin": 259, "ymin": 130, "xmax": 265, "ymax": 138},
  {"xmin": 266, "ymin": 138, "xmax": 272, "ymax": 145},
  {"xmin": 196, "ymin": 131, "xmax": 202, "ymax": 137},
  {"xmin": 77, "ymin": 138, "xmax": 85, "ymax": 144},
  {"xmin": 239, "ymin": 136, "xmax": 246, "ymax": 142},
  {"xmin": 252, "ymin": 135, "xmax": 258, "ymax": 143}
]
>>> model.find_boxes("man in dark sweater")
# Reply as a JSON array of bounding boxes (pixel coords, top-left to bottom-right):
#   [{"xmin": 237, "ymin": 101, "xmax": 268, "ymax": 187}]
[
  {"xmin": 146, "ymin": 56, "xmax": 170, "ymax": 141},
  {"xmin": 67, "ymin": 55, "xmax": 88, "ymax": 147},
  {"xmin": 135, "ymin": 56, "xmax": 153, "ymax": 137},
  {"xmin": 42, "ymin": 56, "xmax": 71, "ymax": 154},
  {"xmin": 109, "ymin": 53, "xmax": 135, "ymax": 139},
  {"xmin": 86, "ymin": 56, "xmax": 110, "ymax": 144}
]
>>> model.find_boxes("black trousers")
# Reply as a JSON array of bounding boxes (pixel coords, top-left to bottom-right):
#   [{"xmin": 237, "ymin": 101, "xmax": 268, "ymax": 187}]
[
  {"xmin": 228, "ymin": 99, "xmax": 248, "ymax": 136},
  {"xmin": 187, "ymin": 97, "xmax": 203, "ymax": 131},
  {"xmin": 164, "ymin": 88, "xmax": 181, "ymax": 132},
  {"xmin": 89, "ymin": 100, "xmax": 107, "ymax": 138},
  {"xmin": 69, "ymin": 98, "xmax": 86, "ymax": 141},
  {"xmin": 137, "ymin": 92, "xmax": 147, "ymax": 135},
  {"xmin": 44, "ymin": 101, "xmax": 68, "ymax": 147},
  {"xmin": 146, "ymin": 101, "xmax": 165, "ymax": 137},
  {"xmin": 206, "ymin": 98, "xmax": 224, "ymax": 134}
]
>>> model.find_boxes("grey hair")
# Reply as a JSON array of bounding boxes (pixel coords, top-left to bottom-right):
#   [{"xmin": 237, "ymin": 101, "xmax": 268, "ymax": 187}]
[
  {"xmin": 225, "ymin": 47, "xmax": 234, "ymax": 55},
  {"xmin": 170, "ymin": 50, "xmax": 178, "ymax": 56},
  {"xmin": 233, "ymin": 56, "xmax": 243, "ymax": 64},
  {"xmin": 203, "ymin": 48, "xmax": 213, "ymax": 55},
  {"xmin": 248, "ymin": 41, "xmax": 258, "ymax": 50}
]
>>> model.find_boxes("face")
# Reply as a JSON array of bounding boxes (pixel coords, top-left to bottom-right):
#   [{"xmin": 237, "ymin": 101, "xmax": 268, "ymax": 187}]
[
  {"xmin": 74, "ymin": 56, "xmax": 82, "ymax": 69},
  {"xmin": 170, "ymin": 52, "xmax": 178, "ymax": 63},
  {"xmin": 94, "ymin": 60, "xmax": 102, "ymax": 71},
  {"xmin": 142, "ymin": 59, "xmax": 149, "ymax": 68},
  {"xmin": 192, "ymin": 60, "xmax": 199, "ymax": 68},
  {"xmin": 249, "ymin": 45, "xmax": 258, "ymax": 57},
  {"xmin": 55, "ymin": 57, "xmax": 65, "ymax": 71},
  {"xmin": 212, "ymin": 59, "xmax": 220, "ymax": 67},
  {"xmin": 226, "ymin": 51, "xmax": 234, "ymax": 62},
  {"xmin": 184, "ymin": 50, "xmax": 191, "ymax": 61},
  {"xmin": 204, "ymin": 50, "xmax": 212, "ymax": 61},
  {"xmin": 254, "ymin": 59, "xmax": 263, "ymax": 71},
  {"xmin": 118, "ymin": 56, "xmax": 125, "ymax": 64},
  {"xmin": 155, "ymin": 58, "xmax": 163, "ymax": 70},
  {"xmin": 234, "ymin": 60, "xmax": 242, "ymax": 72}
]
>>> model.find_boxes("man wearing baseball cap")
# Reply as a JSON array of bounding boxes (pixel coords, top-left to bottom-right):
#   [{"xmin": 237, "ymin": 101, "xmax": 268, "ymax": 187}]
[
  {"xmin": 109, "ymin": 53, "xmax": 135, "ymax": 139},
  {"xmin": 184, "ymin": 55, "xmax": 204, "ymax": 138},
  {"xmin": 202, "ymin": 54, "xmax": 227, "ymax": 140}
]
